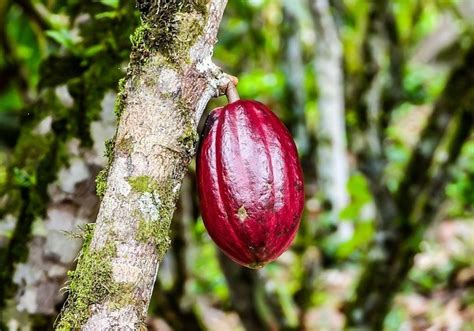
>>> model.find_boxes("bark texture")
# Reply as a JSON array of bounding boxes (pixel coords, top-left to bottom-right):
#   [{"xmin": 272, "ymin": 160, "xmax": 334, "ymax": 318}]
[{"xmin": 57, "ymin": 1, "xmax": 231, "ymax": 329}]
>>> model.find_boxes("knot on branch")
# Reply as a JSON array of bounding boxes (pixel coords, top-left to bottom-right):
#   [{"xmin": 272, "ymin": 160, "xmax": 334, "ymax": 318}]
[
  {"xmin": 192, "ymin": 59, "xmax": 239, "ymax": 125},
  {"xmin": 195, "ymin": 59, "xmax": 237, "ymax": 98}
]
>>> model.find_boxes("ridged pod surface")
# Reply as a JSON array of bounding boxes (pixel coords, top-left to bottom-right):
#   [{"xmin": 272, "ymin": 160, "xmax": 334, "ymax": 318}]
[{"xmin": 197, "ymin": 100, "xmax": 304, "ymax": 268}]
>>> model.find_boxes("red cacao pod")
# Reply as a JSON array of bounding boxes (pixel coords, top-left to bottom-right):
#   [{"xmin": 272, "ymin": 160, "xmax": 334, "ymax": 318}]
[{"xmin": 197, "ymin": 100, "xmax": 304, "ymax": 268}]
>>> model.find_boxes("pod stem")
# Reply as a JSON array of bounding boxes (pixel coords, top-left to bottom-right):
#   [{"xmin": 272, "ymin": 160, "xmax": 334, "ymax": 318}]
[{"xmin": 225, "ymin": 80, "xmax": 240, "ymax": 103}]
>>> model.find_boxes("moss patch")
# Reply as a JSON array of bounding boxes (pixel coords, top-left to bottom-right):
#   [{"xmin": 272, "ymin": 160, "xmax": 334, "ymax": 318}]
[
  {"xmin": 136, "ymin": 218, "xmax": 172, "ymax": 260},
  {"xmin": 127, "ymin": 176, "xmax": 154, "ymax": 193},
  {"xmin": 177, "ymin": 125, "xmax": 199, "ymax": 156},
  {"xmin": 95, "ymin": 137, "xmax": 116, "ymax": 199},
  {"xmin": 127, "ymin": 176, "xmax": 180, "ymax": 260},
  {"xmin": 129, "ymin": 0, "xmax": 209, "ymax": 72},
  {"xmin": 114, "ymin": 77, "xmax": 128, "ymax": 119},
  {"xmin": 56, "ymin": 224, "xmax": 135, "ymax": 329},
  {"xmin": 95, "ymin": 169, "xmax": 108, "ymax": 198}
]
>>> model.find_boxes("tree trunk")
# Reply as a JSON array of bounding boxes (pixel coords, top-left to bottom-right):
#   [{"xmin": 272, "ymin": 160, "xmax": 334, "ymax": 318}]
[
  {"xmin": 308, "ymin": 0, "xmax": 350, "ymax": 225},
  {"xmin": 56, "ymin": 1, "xmax": 231, "ymax": 329}
]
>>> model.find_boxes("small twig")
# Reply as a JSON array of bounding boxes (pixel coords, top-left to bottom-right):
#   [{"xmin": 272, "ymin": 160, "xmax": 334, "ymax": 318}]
[{"xmin": 225, "ymin": 75, "xmax": 240, "ymax": 103}]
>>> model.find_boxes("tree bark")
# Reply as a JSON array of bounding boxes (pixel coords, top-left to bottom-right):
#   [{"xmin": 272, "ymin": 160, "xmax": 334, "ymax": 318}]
[{"xmin": 56, "ymin": 1, "xmax": 231, "ymax": 329}]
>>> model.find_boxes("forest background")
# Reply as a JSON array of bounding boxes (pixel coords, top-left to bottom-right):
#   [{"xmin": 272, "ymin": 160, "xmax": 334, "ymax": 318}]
[{"xmin": 0, "ymin": 0, "xmax": 473, "ymax": 330}]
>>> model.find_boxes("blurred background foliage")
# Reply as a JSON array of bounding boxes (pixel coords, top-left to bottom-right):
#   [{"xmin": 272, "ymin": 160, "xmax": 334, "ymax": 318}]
[{"xmin": 0, "ymin": 0, "xmax": 473, "ymax": 330}]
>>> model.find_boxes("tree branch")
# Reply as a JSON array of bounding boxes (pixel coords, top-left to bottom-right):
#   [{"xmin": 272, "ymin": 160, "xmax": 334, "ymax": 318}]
[
  {"xmin": 416, "ymin": 107, "xmax": 472, "ymax": 227},
  {"xmin": 395, "ymin": 47, "xmax": 474, "ymax": 216},
  {"xmin": 349, "ymin": 0, "xmax": 401, "ymax": 245},
  {"xmin": 56, "ymin": 1, "xmax": 231, "ymax": 329},
  {"xmin": 350, "ymin": 0, "xmax": 404, "ymax": 156},
  {"xmin": 380, "ymin": 4, "xmax": 405, "ymax": 130}
]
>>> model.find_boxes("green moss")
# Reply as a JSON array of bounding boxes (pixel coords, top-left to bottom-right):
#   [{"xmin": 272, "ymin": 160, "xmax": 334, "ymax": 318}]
[
  {"xmin": 130, "ymin": 23, "xmax": 151, "ymax": 49},
  {"xmin": 95, "ymin": 169, "xmax": 108, "ymax": 198},
  {"xmin": 96, "ymin": 136, "xmax": 133, "ymax": 198},
  {"xmin": 56, "ymin": 224, "xmax": 136, "ymax": 329},
  {"xmin": 104, "ymin": 137, "xmax": 116, "ymax": 161},
  {"xmin": 177, "ymin": 125, "xmax": 199, "ymax": 156},
  {"xmin": 95, "ymin": 137, "xmax": 116, "ymax": 199},
  {"xmin": 127, "ymin": 176, "xmax": 154, "ymax": 193},
  {"xmin": 127, "ymin": 176, "xmax": 179, "ymax": 259},
  {"xmin": 136, "ymin": 218, "xmax": 172, "ymax": 260},
  {"xmin": 129, "ymin": 0, "xmax": 209, "ymax": 72},
  {"xmin": 114, "ymin": 77, "xmax": 128, "ymax": 119}
]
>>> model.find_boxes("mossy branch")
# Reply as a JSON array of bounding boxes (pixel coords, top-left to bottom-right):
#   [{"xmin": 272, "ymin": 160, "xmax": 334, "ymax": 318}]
[{"xmin": 57, "ymin": 1, "xmax": 232, "ymax": 329}]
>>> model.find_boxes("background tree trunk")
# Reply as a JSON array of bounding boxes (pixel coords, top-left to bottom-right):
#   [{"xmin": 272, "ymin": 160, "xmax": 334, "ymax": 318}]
[
  {"xmin": 3, "ymin": 94, "xmax": 115, "ymax": 328},
  {"xmin": 282, "ymin": 0, "xmax": 309, "ymax": 157},
  {"xmin": 308, "ymin": 0, "xmax": 350, "ymax": 233}
]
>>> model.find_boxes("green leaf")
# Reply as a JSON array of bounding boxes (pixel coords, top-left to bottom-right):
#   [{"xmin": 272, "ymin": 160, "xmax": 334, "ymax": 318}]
[
  {"xmin": 45, "ymin": 29, "xmax": 77, "ymax": 49},
  {"xmin": 95, "ymin": 11, "xmax": 119, "ymax": 20},
  {"xmin": 84, "ymin": 44, "xmax": 105, "ymax": 57},
  {"xmin": 13, "ymin": 167, "xmax": 36, "ymax": 187},
  {"xmin": 99, "ymin": 0, "xmax": 119, "ymax": 9}
]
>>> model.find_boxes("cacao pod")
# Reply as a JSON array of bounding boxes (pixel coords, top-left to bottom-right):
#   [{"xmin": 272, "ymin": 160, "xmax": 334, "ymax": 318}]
[{"xmin": 197, "ymin": 100, "xmax": 304, "ymax": 268}]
